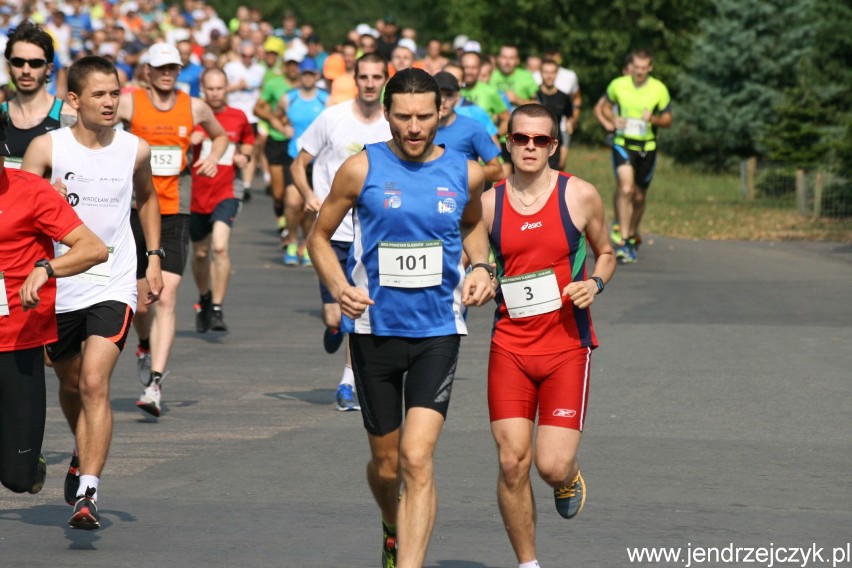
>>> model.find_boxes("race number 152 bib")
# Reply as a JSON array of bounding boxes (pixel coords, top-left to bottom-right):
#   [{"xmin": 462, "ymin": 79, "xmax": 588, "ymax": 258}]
[
  {"xmin": 150, "ymin": 145, "xmax": 183, "ymax": 176},
  {"xmin": 623, "ymin": 118, "xmax": 648, "ymax": 138},
  {"xmin": 500, "ymin": 268, "xmax": 562, "ymax": 319},
  {"xmin": 0, "ymin": 272, "xmax": 9, "ymax": 316},
  {"xmin": 378, "ymin": 240, "xmax": 443, "ymax": 288}
]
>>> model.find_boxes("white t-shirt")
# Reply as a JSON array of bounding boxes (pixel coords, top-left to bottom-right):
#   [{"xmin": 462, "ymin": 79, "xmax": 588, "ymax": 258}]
[
  {"xmin": 299, "ymin": 100, "xmax": 390, "ymax": 242},
  {"xmin": 50, "ymin": 128, "xmax": 139, "ymax": 312},
  {"xmin": 223, "ymin": 60, "xmax": 265, "ymax": 123},
  {"xmin": 534, "ymin": 66, "xmax": 579, "ymax": 96}
]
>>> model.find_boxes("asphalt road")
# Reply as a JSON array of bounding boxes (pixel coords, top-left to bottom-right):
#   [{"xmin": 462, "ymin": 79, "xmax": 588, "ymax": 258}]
[{"xmin": 2, "ymin": 192, "xmax": 850, "ymax": 567}]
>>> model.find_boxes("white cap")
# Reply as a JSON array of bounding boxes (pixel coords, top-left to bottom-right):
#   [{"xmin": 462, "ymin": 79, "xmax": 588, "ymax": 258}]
[
  {"xmin": 452, "ymin": 35, "xmax": 469, "ymax": 50},
  {"xmin": 120, "ymin": 1, "xmax": 139, "ymax": 15},
  {"xmin": 147, "ymin": 42, "xmax": 182, "ymax": 67},
  {"xmin": 171, "ymin": 28, "xmax": 191, "ymax": 43},
  {"xmin": 355, "ymin": 23, "xmax": 379, "ymax": 38},
  {"xmin": 462, "ymin": 40, "xmax": 481, "ymax": 54},
  {"xmin": 397, "ymin": 38, "xmax": 417, "ymax": 54},
  {"xmin": 283, "ymin": 48, "xmax": 303, "ymax": 63}
]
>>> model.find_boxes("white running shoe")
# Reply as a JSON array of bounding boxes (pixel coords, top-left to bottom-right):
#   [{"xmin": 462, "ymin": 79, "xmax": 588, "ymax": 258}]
[{"xmin": 136, "ymin": 383, "xmax": 162, "ymax": 417}]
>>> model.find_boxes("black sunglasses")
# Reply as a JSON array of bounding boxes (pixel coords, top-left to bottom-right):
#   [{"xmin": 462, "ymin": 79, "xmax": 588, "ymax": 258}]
[
  {"xmin": 508, "ymin": 132, "xmax": 554, "ymax": 148},
  {"xmin": 8, "ymin": 57, "xmax": 48, "ymax": 69}
]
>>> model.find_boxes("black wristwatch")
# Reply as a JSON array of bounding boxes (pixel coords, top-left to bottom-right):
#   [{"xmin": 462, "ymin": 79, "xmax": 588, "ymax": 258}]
[
  {"xmin": 591, "ymin": 276, "xmax": 604, "ymax": 294},
  {"xmin": 146, "ymin": 247, "xmax": 165, "ymax": 259},
  {"xmin": 35, "ymin": 258, "xmax": 54, "ymax": 278},
  {"xmin": 471, "ymin": 263, "xmax": 496, "ymax": 280}
]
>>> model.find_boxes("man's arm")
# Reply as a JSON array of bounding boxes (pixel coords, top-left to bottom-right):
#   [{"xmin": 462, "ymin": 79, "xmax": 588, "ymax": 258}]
[
  {"xmin": 647, "ymin": 110, "xmax": 673, "ymax": 129},
  {"xmin": 253, "ymin": 97, "xmax": 292, "ymax": 139},
  {"xmin": 291, "ymin": 149, "xmax": 321, "ymax": 212},
  {"xmin": 481, "ymin": 156, "xmax": 504, "ymax": 182},
  {"xmin": 561, "ymin": 177, "xmax": 616, "ymax": 310},
  {"xmin": 133, "ymin": 139, "xmax": 164, "ymax": 305},
  {"xmin": 191, "ymin": 97, "xmax": 229, "ymax": 177},
  {"xmin": 459, "ymin": 160, "xmax": 494, "ymax": 307},
  {"xmin": 19, "ymin": 224, "xmax": 108, "ymax": 310},
  {"xmin": 305, "ymin": 153, "xmax": 373, "ymax": 319},
  {"xmin": 21, "ymin": 134, "xmax": 67, "ymax": 196},
  {"xmin": 595, "ymin": 95, "xmax": 616, "ymax": 132},
  {"xmin": 570, "ymin": 88, "xmax": 582, "ymax": 133},
  {"xmin": 495, "ymin": 109, "xmax": 510, "ymax": 137}
]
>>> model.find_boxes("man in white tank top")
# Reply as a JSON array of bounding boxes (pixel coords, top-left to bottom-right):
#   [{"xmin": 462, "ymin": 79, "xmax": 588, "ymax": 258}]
[{"xmin": 22, "ymin": 56, "xmax": 163, "ymax": 530}]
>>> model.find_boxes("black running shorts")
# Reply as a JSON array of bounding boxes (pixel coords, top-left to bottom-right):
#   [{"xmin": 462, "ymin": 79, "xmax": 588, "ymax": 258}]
[
  {"xmin": 132, "ymin": 211, "xmax": 190, "ymax": 278},
  {"xmin": 46, "ymin": 300, "xmax": 134, "ymax": 361}
]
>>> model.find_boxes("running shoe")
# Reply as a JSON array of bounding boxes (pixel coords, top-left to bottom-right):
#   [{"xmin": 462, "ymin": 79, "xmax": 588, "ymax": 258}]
[
  {"xmin": 615, "ymin": 241, "xmax": 637, "ymax": 264},
  {"xmin": 136, "ymin": 347, "xmax": 151, "ymax": 386},
  {"xmin": 301, "ymin": 250, "xmax": 312, "ymax": 267},
  {"xmin": 554, "ymin": 471, "xmax": 586, "ymax": 519},
  {"xmin": 627, "ymin": 237, "xmax": 639, "ymax": 261},
  {"xmin": 64, "ymin": 452, "xmax": 80, "ymax": 505},
  {"xmin": 323, "ymin": 328, "xmax": 345, "ymax": 354},
  {"xmin": 195, "ymin": 298, "xmax": 212, "ymax": 333},
  {"xmin": 68, "ymin": 486, "xmax": 100, "ymax": 530},
  {"xmin": 283, "ymin": 243, "xmax": 299, "ymax": 266},
  {"xmin": 382, "ymin": 522, "xmax": 397, "ymax": 568},
  {"xmin": 28, "ymin": 453, "xmax": 47, "ymax": 494},
  {"xmin": 276, "ymin": 215, "xmax": 287, "ymax": 231},
  {"xmin": 609, "ymin": 223, "xmax": 623, "ymax": 245},
  {"xmin": 242, "ymin": 187, "xmax": 252, "ymax": 203},
  {"xmin": 335, "ymin": 384, "xmax": 360, "ymax": 412},
  {"xmin": 209, "ymin": 306, "xmax": 228, "ymax": 332},
  {"xmin": 136, "ymin": 382, "xmax": 162, "ymax": 417}
]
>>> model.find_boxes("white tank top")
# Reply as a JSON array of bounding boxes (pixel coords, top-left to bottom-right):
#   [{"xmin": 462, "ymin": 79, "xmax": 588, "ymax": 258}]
[{"xmin": 51, "ymin": 127, "xmax": 139, "ymax": 312}]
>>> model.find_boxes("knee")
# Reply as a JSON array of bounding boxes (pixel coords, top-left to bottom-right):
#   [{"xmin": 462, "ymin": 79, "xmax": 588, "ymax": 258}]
[
  {"xmin": 535, "ymin": 457, "xmax": 576, "ymax": 488},
  {"xmin": 498, "ymin": 448, "xmax": 532, "ymax": 488},
  {"xmin": 193, "ymin": 246, "xmax": 209, "ymax": 262},
  {"xmin": 399, "ymin": 446, "xmax": 433, "ymax": 485},
  {"xmin": 370, "ymin": 453, "xmax": 399, "ymax": 485},
  {"xmin": 211, "ymin": 244, "xmax": 229, "ymax": 258},
  {"xmin": 78, "ymin": 373, "xmax": 110, "ymax": 401}
]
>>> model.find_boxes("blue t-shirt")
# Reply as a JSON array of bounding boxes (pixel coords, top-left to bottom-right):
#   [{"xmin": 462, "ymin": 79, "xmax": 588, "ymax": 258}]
[
  {"xmin": 286, "ymin": 88, "xmax": 329, "ymax": 158},
  {"xmin": 177, "ymin": 62, "xmax": 204, "ymax": 98},
  {"xmin": 435, "ymin": 114, "xmax": 500, "ymax": 163},
  {"xmin": 456, "ymin": 99, "xmax": 499, "ymax": 137}
]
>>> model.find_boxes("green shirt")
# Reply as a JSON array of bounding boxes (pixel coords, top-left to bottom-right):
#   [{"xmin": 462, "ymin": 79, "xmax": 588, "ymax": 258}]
[
  {"xmin": 606, "ymin": 75, "xmax": 671, "ymax": 151},
  {"xmin": 260, "ymin": 75, "xmax": 295, "ymax": 141},
  {"xmin": 460, "ymin": 81, "xmax": 508, "ymax": 124},
  {"xmin": 489, "ymin": 68, "xmax": 538, "ymax": 109}
]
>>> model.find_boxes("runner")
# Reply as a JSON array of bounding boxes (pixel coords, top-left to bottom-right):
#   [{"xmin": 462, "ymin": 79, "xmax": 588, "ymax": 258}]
[
  {"xmin": 482, "ymin": 103, "xmax": 616, "ymax": 567},
  {"xmin": 536, "ymin": 59, "xmax": 575, "ymax": 170},
  {"xmin": 116, "ymin": 42, "xmax": 229, "ymax": 417},
  {"xmin": 291, "ymin": 53, "xmax": 390, "ymax": 412},
  {"xmin": 190, "ymin": 67, "xmax": 255, "ymax": 333},
  {"xmin": 22, "ymin": 56, "xmax": 164, "ymax": 529},
  {"xmin": 306, "ymin": 68, "xmax": 495, "ymax": 568}
]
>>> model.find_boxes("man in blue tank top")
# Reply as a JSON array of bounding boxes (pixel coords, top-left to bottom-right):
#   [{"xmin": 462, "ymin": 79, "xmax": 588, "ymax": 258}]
[{"xmin": 307, "ymin": 68, "xmax": 495, "ymax": 568}]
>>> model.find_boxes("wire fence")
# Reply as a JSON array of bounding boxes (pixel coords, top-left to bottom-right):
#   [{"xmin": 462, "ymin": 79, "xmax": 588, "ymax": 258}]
[{"xmin": 740, "ymin": 159, "xmax": 852, "ymax": 218}]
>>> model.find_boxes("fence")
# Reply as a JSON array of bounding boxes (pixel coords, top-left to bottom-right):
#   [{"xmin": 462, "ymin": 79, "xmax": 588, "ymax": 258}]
[{"xmin": 740, "ymin": 158, "xmax": 852, "ymax": 218}]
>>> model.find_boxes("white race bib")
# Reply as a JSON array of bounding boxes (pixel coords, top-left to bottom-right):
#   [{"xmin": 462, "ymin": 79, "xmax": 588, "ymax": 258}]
[
  {"xmin": 150, "ymin": 145, "xmax": 182, "ymax": 176},
  {"xmin": 200, "ymin": 139, "xmax": 236, "ymax": 166},
  {"xmin": 3, "ymin": 156, "xmax": 22, "ymax": 170},
  {"xmin": 500, "ymin": 268, "xmax": 562, "ymax": 319},
  {"xmin": 378, "ymin": 240, "xmax": 443, "ymax": 288},
  {"xmin": 57, "ymin": 244, "xmax": 114, "ymax": 286},
  {"xmin": 623, "ymin": 118, "xmax": 648, "ymax": 138},
  {"xmin": 0, "ymin": 272, "xmax": 9, "ymax": 316}
]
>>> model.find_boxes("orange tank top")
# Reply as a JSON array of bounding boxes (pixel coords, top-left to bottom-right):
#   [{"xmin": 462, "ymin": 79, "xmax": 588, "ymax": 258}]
[{"xmin": 130, "ymin": 89, "xmax": 194, "ymax": 214}]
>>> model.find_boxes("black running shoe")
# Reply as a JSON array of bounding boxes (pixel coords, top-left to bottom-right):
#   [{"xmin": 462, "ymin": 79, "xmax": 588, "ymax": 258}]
[
  {"xmin": 209, "ymin": 307, "xmax": 228, "ymax": 331},
  {"xmin": 195, "ymin": 299, "xmax": 211, "ymax": 333},
  {"xmin": 28, "ymin": 453, "xmax": 47, "ymax": 494},
  {"xmin": 64, "ymin": 453, "xmax": 80, "ymax": 505},
  {"xmin": 68, "ymin": 486, "xmax": 100, "ymax": 530},
  {"xmin": 323, "ymin": 328, "xmax": 345, "ymax": 354}
]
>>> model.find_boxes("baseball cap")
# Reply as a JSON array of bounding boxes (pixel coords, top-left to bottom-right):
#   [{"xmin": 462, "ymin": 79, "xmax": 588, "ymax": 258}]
[
  {"xmin": 452, "ymin": 35, "xmax": 469, "ymax": 51},
  {"xmin": 283, "ymin": 48, "xmax": 303, "ymax": 64},
  {"xmin": 147, "ymin": 42, "xmax": 182, "ymax": 67},
  {"xmin": 397, "ymin": 38, "xmax": 417, "ymax": 54},
  {"xmin": 434, "ymin": 71, "xmax": 460, "ymax": 92},
  {"xmin": 462, "ymin": 40, "xmax": 482, "ymax": 54},
  {"xmin": 263, "ymin": 36, "xmax": 286, "ymax": 56},
  {"xmin": 298, "ymin": 58, "xmax": 318, "ymax": 74}
]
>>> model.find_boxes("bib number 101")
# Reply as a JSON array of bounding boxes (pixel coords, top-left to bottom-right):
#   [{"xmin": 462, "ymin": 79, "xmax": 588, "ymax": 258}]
[{"xmin": 378, "ymin": 240, "xmax": 443, "ymax": 288}]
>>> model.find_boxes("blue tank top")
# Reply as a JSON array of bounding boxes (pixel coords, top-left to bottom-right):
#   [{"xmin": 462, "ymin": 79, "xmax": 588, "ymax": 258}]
[
  {"xmin": 343, "ymin": 142, "xmax": 470, "ymax": 337},
  {"xmin": 287, "ymin": 89, "xmax": 329, "ymax": 158}
]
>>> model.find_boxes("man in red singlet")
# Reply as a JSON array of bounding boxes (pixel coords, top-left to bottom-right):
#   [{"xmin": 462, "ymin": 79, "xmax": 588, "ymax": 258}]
[{"xmin": 481, "ymin": 103, "xmax": 616, "ymax": 568}]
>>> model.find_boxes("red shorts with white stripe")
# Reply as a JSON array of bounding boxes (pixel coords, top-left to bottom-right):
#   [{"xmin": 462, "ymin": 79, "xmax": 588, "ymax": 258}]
[{"xmin": 487, "ymin": 343, "xmax": 591, "ymax": 431}]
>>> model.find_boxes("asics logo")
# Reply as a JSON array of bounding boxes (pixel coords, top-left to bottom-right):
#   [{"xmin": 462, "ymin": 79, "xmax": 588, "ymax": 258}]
[
  {"xmin": 552, "ymin": 409, "xmax": 576, "ymax": 418},
  {"xmin": 520, "ymin": 221, "xmax": 542, "ymax": 231}
]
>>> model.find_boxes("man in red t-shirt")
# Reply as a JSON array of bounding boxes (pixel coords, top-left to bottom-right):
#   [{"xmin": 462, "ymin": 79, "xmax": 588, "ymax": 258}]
[
  {"xmin": 188, "ymin": 67, "xmax": 255, "ymax": 333},
  {"xmin": 0, "ymin": 115, "xmax": 107, "ymax": 497}
]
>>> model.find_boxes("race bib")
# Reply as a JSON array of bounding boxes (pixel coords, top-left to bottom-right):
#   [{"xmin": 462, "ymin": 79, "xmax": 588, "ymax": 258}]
[
  {"xmin": 0, "ymin": 272, "xmax": 8, "ymax": 316},
  {"xmin": 150, "ymin": 146, "xmax": 182, "ymax": 176},
  {"xmin": 56, "ymin": 244, "xmax": 115, "ymax": 286},
  {"xmin": 200, "ymin": 140, "xmax": 236, "ymax": 166},
  {"xmin": 378, "ymin": 240, "xmax": 443, "ymax": 288},
  {"xmin": 3, "ymin": 156, "xmax": 22, "ymax": 170},
  {"xmin": 623, "ymin": 118, "xmax": 648, "ymax": 138},
  {"xmin": 500, "ymin": 268, "xmax": 562, "ymax": 319}
]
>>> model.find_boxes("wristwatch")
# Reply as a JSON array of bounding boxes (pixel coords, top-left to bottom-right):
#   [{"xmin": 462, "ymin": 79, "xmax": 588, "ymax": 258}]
[
  {"xmin": 34, "ymin": 258, "xmax": 54, "ymax": 278},
  {"xmin": 591, "ymin": 276, "xmax": 604, "ymax": 294},
  {"xmin": 146, "ymin": 247, "xmax": 166, "ymax": 259},
  {"xmin": 471, "ymin": 263, "xmax": 496, "ymax": 280}
]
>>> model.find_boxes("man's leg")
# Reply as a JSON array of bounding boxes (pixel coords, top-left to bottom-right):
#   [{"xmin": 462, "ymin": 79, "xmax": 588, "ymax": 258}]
[
  {"xmin": 283, "ymin": 184, "xmax": 304, "ymax": 264},
  {"xmin": 209, "ymin": 220, "xmax": 232, "ymax": 305},
  {"xmin": 630, "ymin": 187, "xmax": 647, "ymax": 240},
  {"xmin": 534, "ymin": 426, "xmax": 582, "ymax": 490},
  {"xmin": 491, "ymin": 417, "xmax": 538, "ymax": 564},
  {"xmin": 149, "ymin": 271, "xmax": 183, "ymax": 375},
  {"xmin": 396, "ymin": 407, "xmax": 446, "ymax": 568},
  {"xmin": 367, "ymin": 429, "xmax": 402, "ymax": 528},
  {"xmin": 615, "ymin": 164, "xmax": 637, "ymax": 239},
  {"xmin": 191, "ymin": 234, "xmax": 212, "ymax": 299}
]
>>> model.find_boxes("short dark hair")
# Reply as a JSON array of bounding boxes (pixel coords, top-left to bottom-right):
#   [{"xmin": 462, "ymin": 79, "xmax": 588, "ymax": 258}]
[
  {"xmin": 5, "ymin": 21, "xmax": 55, "ymax": 84},
  {"xmin": 383, "ymin": 67, "xmax": 440, "ymax": 114},
  {"xmin": 508, "ymin": 104, "xmax": 558, "ymax": 139},
  {"xmin": 630, "ymin": 47, "xmax": 653, "ymax": 63},
  {"xmin": 540, "ymin": 59, "xmax": 559, "ymax": 71},
  {"xmin": 67, "ymin": 55, "xmax": 120, "ymax": 95},
  {"xmin": 354, "ymin": 52, "xmax": 388, "ymax": 78}
]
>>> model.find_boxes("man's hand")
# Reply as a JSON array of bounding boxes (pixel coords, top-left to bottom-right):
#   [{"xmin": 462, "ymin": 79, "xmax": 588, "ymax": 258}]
[
  {"xmin": 338, "ymin": 286, "xmax": 374, "ymax": 319},
  {"xmin": 562, "ymin": 280, "xmax": 597, "ymax": 309},
  {"xmin": 462, "ymin": 267, "xmax": 495, "ymax": 306},
  {"xmin": 189, "ymin": 131, "xmax": 206, "ymax": 146},
  {"xmin": 52, "ymin": 178, "xmax": 68, "ymax": 198},
  {"xmin": 193, "ymin": 156, "xmax": 219, "ymax": 178},
  {"xmin": 19, "ymin": 268, "xmax": 50, "ymax": 310},
  {"xmin": 144, "ymin": 262, "xmax": 164, "ymax": 305},
  {"xmin": 303, "ymin": 193, "xmax": 323, "ymax": 213}
]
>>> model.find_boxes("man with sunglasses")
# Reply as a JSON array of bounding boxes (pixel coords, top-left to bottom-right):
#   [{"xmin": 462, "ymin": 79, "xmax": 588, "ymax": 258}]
[
  {"xmin": 481, "ymin": 104, "xmax": 616, "ymax": 568},
  {"xmin": 2, "ymin": 21, "xmax": 76, "ymax": 170},
  {"xmin": 116, "ymin": 42, "xmax": 229, "ymax": 418}
]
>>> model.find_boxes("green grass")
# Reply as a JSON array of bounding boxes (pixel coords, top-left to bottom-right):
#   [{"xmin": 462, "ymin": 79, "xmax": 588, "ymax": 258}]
[{"xmin": 565, "ymin": 145, "xmax": 852, "ymax": 243}]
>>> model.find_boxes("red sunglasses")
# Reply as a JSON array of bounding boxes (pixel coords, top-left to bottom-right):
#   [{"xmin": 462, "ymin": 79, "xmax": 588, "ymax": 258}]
[{"xmin": 508, "ymin": 132, "xmax": 555, "ymax": 147}]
